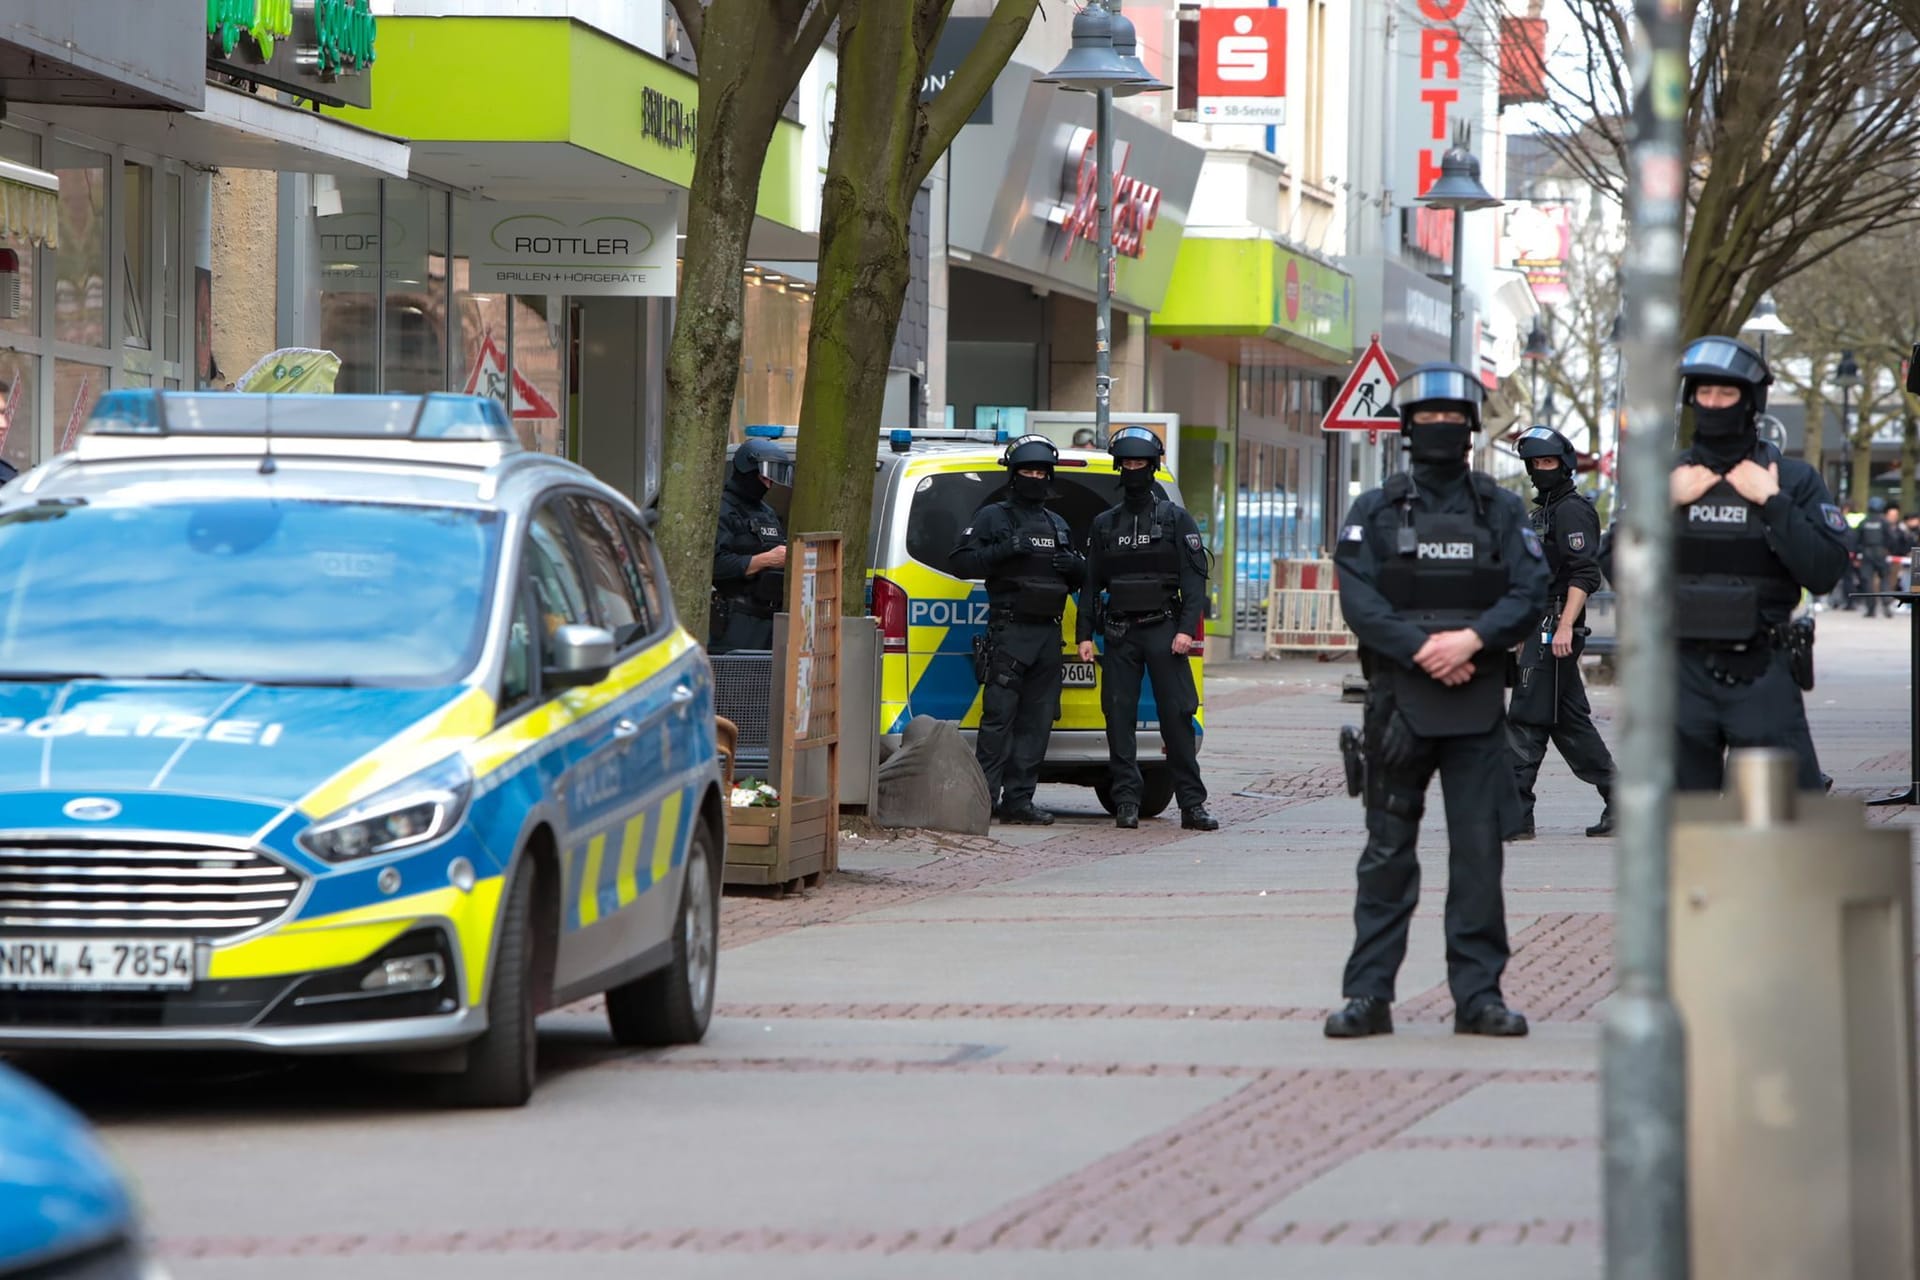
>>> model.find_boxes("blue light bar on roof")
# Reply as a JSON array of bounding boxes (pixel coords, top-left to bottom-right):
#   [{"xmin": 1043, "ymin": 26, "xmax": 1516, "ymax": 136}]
[
  {"xmin": 744, "ymin": 424, "xmax": 793, "ymax": 439},
  {"xmin": 81, "ymin": 392, "xmax": 518, "ymax": 445}
]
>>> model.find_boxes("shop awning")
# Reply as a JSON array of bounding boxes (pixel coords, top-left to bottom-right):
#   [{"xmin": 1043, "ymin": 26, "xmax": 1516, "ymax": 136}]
[
  {"xmin": 0, "ymin": 159, "xmax": 59, "ymax": 248},
  {"xmin": 1153, "ymin": 234, "xmax": 1356, "ymax": 368},
  {"xmin": 18, "ymin": 84, "xmax": 409, "ymax": 180}
]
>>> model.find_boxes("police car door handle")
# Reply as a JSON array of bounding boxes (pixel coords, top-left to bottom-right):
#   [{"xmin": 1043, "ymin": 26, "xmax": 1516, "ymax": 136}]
[
  {"xmin": 671, "ymin": 684, "xmax": 696, "ymax": 715},
  {"xmin": 612, "ymin": 717, "xmax": 641, "ymax": 739}
]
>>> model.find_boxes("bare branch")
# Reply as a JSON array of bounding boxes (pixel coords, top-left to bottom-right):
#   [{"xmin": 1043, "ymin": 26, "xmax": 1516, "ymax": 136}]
[{"xmin": 789, "ymin": 0, "xmax": 842, "ymax": 62}]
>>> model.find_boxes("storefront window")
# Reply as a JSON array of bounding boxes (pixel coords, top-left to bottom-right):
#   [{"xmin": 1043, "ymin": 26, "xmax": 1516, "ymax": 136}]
[
  {"xmin": 381, "ymin": 179, "xmax": 444, "ymax": 393},
  {"xmin": 52, "ymin": 359, "xmax": 104, "ymax": 453},
  {"xmin": 0, "ymin": 126, "xmax": 38, "ymax": 340},
  {"xmin": 509, "ymin": 295, "xmax": 565, "ymax": 456},
  {"xmin": 52, "ymin": 143, "xmax": 108, "ymax": 350},
  {"xmin": 316, "ymin": 174, "xmax": 382, "ymax": 392},
  {"xmin": 162, "ymin": 172, "xmax": 182, "ymax": 365},
  {"xmin": 736, "ymin": 269, "xmax": 811, "ymax": 430},
  {"xmin": 0, "ymin": 351, "xmax": 34, "ymax": 476},
  {"xmin": 122, "ymin": 161, "xmax": 152, "ymax": 349}
]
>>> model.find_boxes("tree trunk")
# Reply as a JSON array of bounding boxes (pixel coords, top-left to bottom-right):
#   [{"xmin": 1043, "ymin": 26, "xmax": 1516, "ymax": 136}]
[
  {"xmin": 787, "ymin": 2, "xmax": 918, "ymax": 611},
  {"xmin": 656, "ymin": 2, "xmax": 821, "ymax": 640},
  {"xmin": 1802, "ymin": 356, "xmax": 1828, "ymax": 482},
  {"xmin": 1852, "ymin": 421, "xmax": 1876, "ymax": 507}
]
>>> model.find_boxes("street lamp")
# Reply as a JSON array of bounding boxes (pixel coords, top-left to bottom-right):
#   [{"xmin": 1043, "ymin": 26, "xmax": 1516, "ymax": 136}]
[
  {"xmin": 1834, "ymin": 349, "xmax": 1862, "ymax": 500},
  {"xmin": 1417, "ymin": 130, "xmax": 1502, "ymax": 367},
  {"xmin": 1039, "ymin": 3, "xmax": 1168, "ymax": 445},
  {"xmin": 1740, "ymin": 292, "xmax": 1792, "ymax": 364},
  {"xmin": 1522, "ymin": 318, "xmax": 1553, "ymax": 418}
]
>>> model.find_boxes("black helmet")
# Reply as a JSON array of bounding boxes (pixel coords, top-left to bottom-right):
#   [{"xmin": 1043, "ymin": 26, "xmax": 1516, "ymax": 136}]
[
  {"xmin": 731, "ymin": 437, "xmax": 784, "ymax": 477},
  {"xmin": 1002, "ymin": 434, "xmax": 1059, "ymax": 471},
  {"xmin": 1870, "ymin": 494, "xmax": 1889, "ymax": 514},
  {"xmin": 1516, "ymin": 425, "xmax": 1577, "ymax": 472},
  {"xmin": 1390, "ymin": 363, "xmax": 1484, "ymax": 433},
  {"xmin": 1679, "ymin": 336, "xmax": 1772, "ymax": 412},
  {"xmin": 1107, "ymin": 426, "xmax": 1163, "ymax": 462}
]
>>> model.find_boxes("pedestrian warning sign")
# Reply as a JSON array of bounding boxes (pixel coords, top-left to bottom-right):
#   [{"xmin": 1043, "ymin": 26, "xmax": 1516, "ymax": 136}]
[
  {"xmin": 1321, "ymin": 336, "xmax": 1400, "ymax": 432},
  {"xmin": 463, "ymin": 334, "xmax": 560, "ymax": 420}
]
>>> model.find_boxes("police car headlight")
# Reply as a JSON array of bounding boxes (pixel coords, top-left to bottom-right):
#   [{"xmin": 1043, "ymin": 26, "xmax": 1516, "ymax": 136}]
[{"xmin": 298, "ymin": 755, "xmax": 474, "ymax": 863}]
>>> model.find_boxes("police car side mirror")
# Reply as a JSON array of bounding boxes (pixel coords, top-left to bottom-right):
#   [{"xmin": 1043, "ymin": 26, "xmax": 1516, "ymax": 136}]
[
  {"xmin": 1907, "ymin": 344, "xmax": 1920, "ymax": 396},
  {"xmin": 544, "ymin": 624, "xmax": 617, "ymax": 689}
]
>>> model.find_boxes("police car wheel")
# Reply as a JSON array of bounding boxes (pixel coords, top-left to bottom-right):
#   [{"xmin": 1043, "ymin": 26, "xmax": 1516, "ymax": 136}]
[
  {"xmin": 1093, "ymin": 781, "xmax": 1117, "ymax": 815},
  {"xmin": 442, "ymin": 854, "xmax": 542, "ymax": 1108},
  {"xmin": 1138, "ymin": 770, "xmax": 1175, "ymax": 819},
  {"xmin": 606, "ymin": 822, "xmax": 721, "ymax": 1047}
]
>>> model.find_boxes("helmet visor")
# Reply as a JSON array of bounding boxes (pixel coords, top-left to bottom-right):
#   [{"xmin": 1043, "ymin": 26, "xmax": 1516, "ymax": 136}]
[
  {"xmin": 1392, "ymin": 367, "xmax": 1483, "ymax": 411},
  {"xmin": 1679, "ymin": 337, "xmax": 1770, "ymax": 387}
]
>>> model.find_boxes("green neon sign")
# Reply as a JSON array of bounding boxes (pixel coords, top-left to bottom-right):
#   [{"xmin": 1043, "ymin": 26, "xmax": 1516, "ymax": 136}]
[
  {"xmin": 207, "ymin": 0, "xmax": 293, "ymax": 60},
  {"xmin": 315, "ymin": 0, "xmax": 378, "ymax": 75}
]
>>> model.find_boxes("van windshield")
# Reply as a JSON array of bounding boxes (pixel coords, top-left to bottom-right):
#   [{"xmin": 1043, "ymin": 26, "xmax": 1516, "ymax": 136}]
[{"xmin": 905, "ymin": 470, "xmax": 1182, "ymax": 578}]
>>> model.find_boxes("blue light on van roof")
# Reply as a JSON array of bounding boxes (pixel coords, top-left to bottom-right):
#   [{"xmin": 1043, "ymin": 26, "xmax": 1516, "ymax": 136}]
[
  {"xmin": 744, "ymin": 424, "xmax": 787, "ymax": 439},
  {"xmin": 81, "ymin": 392, "xmax": 518, "ymax": 444},
  {"xmin": 889, "ymin": 429, "xmax": 913, "ymax": 453}
]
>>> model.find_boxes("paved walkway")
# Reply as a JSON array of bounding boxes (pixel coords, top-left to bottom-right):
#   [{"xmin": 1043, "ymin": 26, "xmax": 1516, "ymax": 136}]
[{"xmin": 77, "ymin": 611, "xmax": 1920, "ymax": 1277}]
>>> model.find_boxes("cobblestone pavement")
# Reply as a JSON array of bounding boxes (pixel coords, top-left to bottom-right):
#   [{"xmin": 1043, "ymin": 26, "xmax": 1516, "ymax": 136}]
[{"xmin": 43, "ymin": 611, "xmax": 1920, "ymax": 1278}]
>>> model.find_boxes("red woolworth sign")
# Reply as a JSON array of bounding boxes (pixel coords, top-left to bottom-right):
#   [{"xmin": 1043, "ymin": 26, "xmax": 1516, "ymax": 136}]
[{"xmin": 1056, "ymin": 127, "xmax": 1165, "ymax": 262}]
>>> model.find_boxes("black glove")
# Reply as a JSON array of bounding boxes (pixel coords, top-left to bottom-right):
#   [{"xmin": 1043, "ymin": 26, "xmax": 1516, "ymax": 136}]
[{"xmin": 1051, "ymin": 550, "xmax": 1082, "ymax": 575}]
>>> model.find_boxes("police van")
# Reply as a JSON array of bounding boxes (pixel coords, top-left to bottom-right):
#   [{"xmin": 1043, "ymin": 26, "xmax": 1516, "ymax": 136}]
[
  {"xmin": 0, "ymin": 392, "xmax": 726, "ymax": 1108},
  {"xmin": 740, "ymin": 427, "xmax": 1205, "ymax": 816}
]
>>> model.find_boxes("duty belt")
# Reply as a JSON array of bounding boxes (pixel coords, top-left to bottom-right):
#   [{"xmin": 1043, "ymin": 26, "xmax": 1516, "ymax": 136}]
[
  {"xmin": 1679, "ymin": 623, "xmax": 1792, "ymax": 654},
  {"xmin": 1111, "ymin": 609, "xmax": 1172, "ymax": 626},
  {"xmin": 990, "ymin": 603, "xmax": 1061, "ymax": 626},
  {"xmin": 723, "ymin": 596, "xmax": 776, "ymax": 619}
]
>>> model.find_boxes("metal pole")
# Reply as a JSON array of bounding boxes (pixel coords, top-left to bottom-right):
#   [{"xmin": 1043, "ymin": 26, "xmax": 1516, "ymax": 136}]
[
  {"xmin": 1095, "ymin": 83, "xmax": 1114, "ymax": 443},
  {"xmin": 1448, "ymin": 206, "xmax": 1467, "ymax": 366},
  {"xmin": 1604, "ymin": 0, "xmax": 1689, "ymax": 1271}
]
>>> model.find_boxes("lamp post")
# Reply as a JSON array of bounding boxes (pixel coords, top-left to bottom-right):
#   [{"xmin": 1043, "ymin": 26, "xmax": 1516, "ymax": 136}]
[
  {"xmin": 1834, "ymin": 349, "xmax": 1862, "ymax": 502},
  {"xmin": 1522, "ymin": 318, "xmax": 1552, "ymax": 420},
  {"xmin": 1039, "ymin": 4, "xmax": 1167, "ymax": 445},
  {"xmin": 1740, "ymin": 292, "xmax": 1792, "ymax": 365},
  {"xmin": 1417, "ymin": 131, "xmax": 1502, "ymax": 367}
]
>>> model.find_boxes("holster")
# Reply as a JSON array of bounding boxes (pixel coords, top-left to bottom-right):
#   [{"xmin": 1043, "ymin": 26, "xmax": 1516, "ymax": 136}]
[
  {"xmin": 970, "ymin": 632, "xmax": 994, "ymax": 686},
  {"xmin": 1785, "ymin": 617, "xmax": 1816, "ymax": 691},
  {"xmin": 1338, "ymin": 724, "xmax": 1366, "ymax": 798},
  {"xmin": 708, "ymin": 592, "xmax": 732, "ymax": 640}
]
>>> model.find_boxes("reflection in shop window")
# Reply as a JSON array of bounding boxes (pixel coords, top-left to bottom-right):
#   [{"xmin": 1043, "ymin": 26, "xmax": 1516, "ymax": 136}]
[
  {"xmin": 163, "ymin": 172, "xmax": 182, "ymax": 364},
  {"xmin": 53, "ymin": 360, "xmax": 104, "ymax": 454},
  {"xmin": 123, "ymin": 161, "xmax": 152, "ymax": 349},
  {"xmin": 53, "ymin": 144, "xmax": 108, "ymax": 351},
  {"xmin": 0, "ymin": 126, "xmax": 37, "ymax": 340},
  {"xmin": 0, "ymin": 353, "xmax": 33, "ymax": 475},
  {"xmin": 735, "ymin": 271, "xmax": 812, "ymax": 429}
]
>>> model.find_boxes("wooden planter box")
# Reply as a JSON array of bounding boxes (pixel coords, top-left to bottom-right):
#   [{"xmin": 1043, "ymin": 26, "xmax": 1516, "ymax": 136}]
[{"xmin": 724, "ymin": 795, "xmax": 832, "ymax": 887}]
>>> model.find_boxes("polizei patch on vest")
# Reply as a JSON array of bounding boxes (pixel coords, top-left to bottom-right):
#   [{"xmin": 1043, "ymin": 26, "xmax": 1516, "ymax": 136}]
[
  {"xmin": 1822, "ymin": 503, "xmax": 1846, "ymax": 532},
  {"xmin": 1688, "ymin": 503, "xmax": 1749, "ymax": 525},
  {"xmin": 1417, "ymin": 541, "xmax": 1476, "ymax": 560}
]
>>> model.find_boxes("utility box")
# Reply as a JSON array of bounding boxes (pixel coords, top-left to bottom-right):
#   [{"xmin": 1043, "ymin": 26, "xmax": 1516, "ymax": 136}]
[{"xmin": 1672, "ymin": 749, "xmax": 1919, "ymax": 1278}]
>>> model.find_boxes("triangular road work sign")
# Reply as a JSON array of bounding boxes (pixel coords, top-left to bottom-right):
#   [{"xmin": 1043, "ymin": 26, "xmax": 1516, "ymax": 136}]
[
  {"xmin": 463, "ymin": 333, "xmax": 560, "ymax": 420},
  {"xmin": 1321, "ymin": 336, "xmax": 1401, "ymax": 431}
]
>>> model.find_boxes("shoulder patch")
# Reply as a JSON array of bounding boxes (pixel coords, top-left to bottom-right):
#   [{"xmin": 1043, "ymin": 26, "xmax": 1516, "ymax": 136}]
[
  {"xmin": 1522, "ymin": 527, "xmax": 1545, "ymax": 560},
  {"xmin": 1341, "ymin": 524, "xmax": 1366, "ymax": 543},
  {"xmin": 1185, "ymin": 533, "xmax": 1201, "ymax": 551},
  {"xmin": 961, "ymin": 526, "xmax": 973, "ymax": 537},
  {"xmin": 1566, "ymin": 530, "xmax": 1586, "ymax": 552},
  {"xmin": 1822, "ymin": 504, "xmax": 1846, "ymax": 532}
]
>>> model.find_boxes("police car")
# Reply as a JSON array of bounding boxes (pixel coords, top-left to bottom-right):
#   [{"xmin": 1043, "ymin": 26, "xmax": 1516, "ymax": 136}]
[
  {"xmin": 867, "ymin": 431, "xmax": 1205, "ymax": 815},
  {"xmin": 0, "ymin": 392, "xmax": 725, "ymax": 1107}
]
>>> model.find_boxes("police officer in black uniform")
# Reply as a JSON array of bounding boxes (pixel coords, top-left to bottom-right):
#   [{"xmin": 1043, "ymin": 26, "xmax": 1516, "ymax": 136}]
[
  {"xmin": 1077, "ymin": 427, "xmax": 1218, "ymax": 832},
  {"xmin": 1858, "ymin": 496, "xmax": 1893, "ymax": 616},
  {"xmin": 1325, "ymin": 364, "xmax": 1548, "ymax": 1040},
  {"xmin": 951, "ymin": 435, "xmax": 1085, "ymax": 825},
  {"xmin": 710, "ymin": 438, "xmax": 788, "ymax": 654},
  {"xmin": 1507, "ymin": 426, "xmax": 1615, "ymax": 839},
  {"xmin": 1661, "ymin": 336, "xmax": 1848, "ymax": 791}
]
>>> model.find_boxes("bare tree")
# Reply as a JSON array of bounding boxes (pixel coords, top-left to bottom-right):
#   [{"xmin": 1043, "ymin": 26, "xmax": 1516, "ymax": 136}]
[
  {"xmin": 789, "ymin": 0, "xmax": 1039, "ymax": 609},
  {"xmin": 657, "ymin": 0, "xmax": 839, "ymax": 639},
  {"xmin": 1503, "ymin": 0, "xmax": 1920, "ymax": 343}
]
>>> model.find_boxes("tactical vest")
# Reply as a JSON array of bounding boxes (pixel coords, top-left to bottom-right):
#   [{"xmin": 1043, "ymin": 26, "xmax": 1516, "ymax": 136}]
[
  {"xmin": 1102, "ymin": 500, "xmax": 1182, "ymax": 614},
  {"xmin": 1859, "ymin": 518, "xmax": 1890, "ymax": 553},
  {"xmin": 717, "ymin": 491, "xmax": 786, "ymax": 613},
  {"xmin": 1373, "ymin": 473, "xmax": 1511, "ymax": 737},
  {"xmin": 986, "ymin": 502, "xmax": 1071, "ymax": 622},
  {"xmin": 1673, "ymin": 478, "xmax": 1797, "ymax": 642}
]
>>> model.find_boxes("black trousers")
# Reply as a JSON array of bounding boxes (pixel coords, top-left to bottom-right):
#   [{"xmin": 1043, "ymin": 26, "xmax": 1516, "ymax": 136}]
[
  {"xmin": 976, "ymin": 621, "xmax": 1062, "ymax": 810},
  {"xmin": 1675, "ymin": 645, "xmax": 1821, "ymax": 792},
  {"xmin": 1100, "ymin": 616, "xmax": 1206, "ymax": 811},
  {"xmin": 710, "ymin": 601, "xmax": 773, "ymax": 655},
  {"xmin": 1860, "ymin": 555, "xmax": 1892, "ymax": 614},
  {"xmin": 1344, "ymin": 716, "xmax": 1512, "ymax": 1013},
  {"xmin": 1508, "ymin": 655, "xmax": 1615, "ymax": 817}
]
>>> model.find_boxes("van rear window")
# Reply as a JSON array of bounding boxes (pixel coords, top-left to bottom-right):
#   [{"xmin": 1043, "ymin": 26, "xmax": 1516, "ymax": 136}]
[{"xmin": 904, "ymin": 470, "xmax": 1181, "ymax": 578}]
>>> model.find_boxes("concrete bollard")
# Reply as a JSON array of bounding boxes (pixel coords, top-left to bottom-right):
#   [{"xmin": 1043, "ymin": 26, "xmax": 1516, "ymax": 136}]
[{"xmin": 1671, "ymin": 748, "xmax": 1919, "ymax": 1278}]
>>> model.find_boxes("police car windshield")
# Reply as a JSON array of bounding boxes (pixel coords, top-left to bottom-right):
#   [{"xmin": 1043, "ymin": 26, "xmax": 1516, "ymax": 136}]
[
  {"xmin": 905, "ymin": 470, "xmax": 1180, "ymax": 575},
  {"xmin": 0, "ymin": 498, "xmax": 499, "ymax": 686}
]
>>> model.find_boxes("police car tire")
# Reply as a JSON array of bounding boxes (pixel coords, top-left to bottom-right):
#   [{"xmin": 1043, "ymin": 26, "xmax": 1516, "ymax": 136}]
[
  {"xmin": 1092, "ymin": 769, "xmax": 1175, "ymax": 819},
  {"xmin": 443, "ymin": 855, "xmax": 540, "ymax": 1108},
  {"xmin": 605, "ymin": 822, "xmax": 720, "ymax": 1047}
]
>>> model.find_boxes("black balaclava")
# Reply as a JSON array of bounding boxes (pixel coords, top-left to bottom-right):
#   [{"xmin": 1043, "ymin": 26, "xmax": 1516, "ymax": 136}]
[
  {"xmin": 1407, "ymin": 414, "xmax": 1473, "ymax": 485},
  {"xmin": 1120, "ymin": 465, "xmax": 1157, "ymax": 506},
  {"xmin": 1690, "ymin": 378, "xmax": 1756, "ymax": 472},
  {"xmin": 727, "ymin": 463, "xmax": 769, "ymax": 503},
  {"xmin": 1527, "ymin": 463, "xmax": 1573, "ymax": 499},
  {"xmin": 1010, "ymin": 470, "xmax": 1053, "ymax": 505}
]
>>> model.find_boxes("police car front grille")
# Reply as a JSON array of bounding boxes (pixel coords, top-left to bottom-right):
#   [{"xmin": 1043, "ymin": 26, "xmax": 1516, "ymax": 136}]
[{"xmin": 0, "ymin": 841, "xmax": 304, "ymax": 937}]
